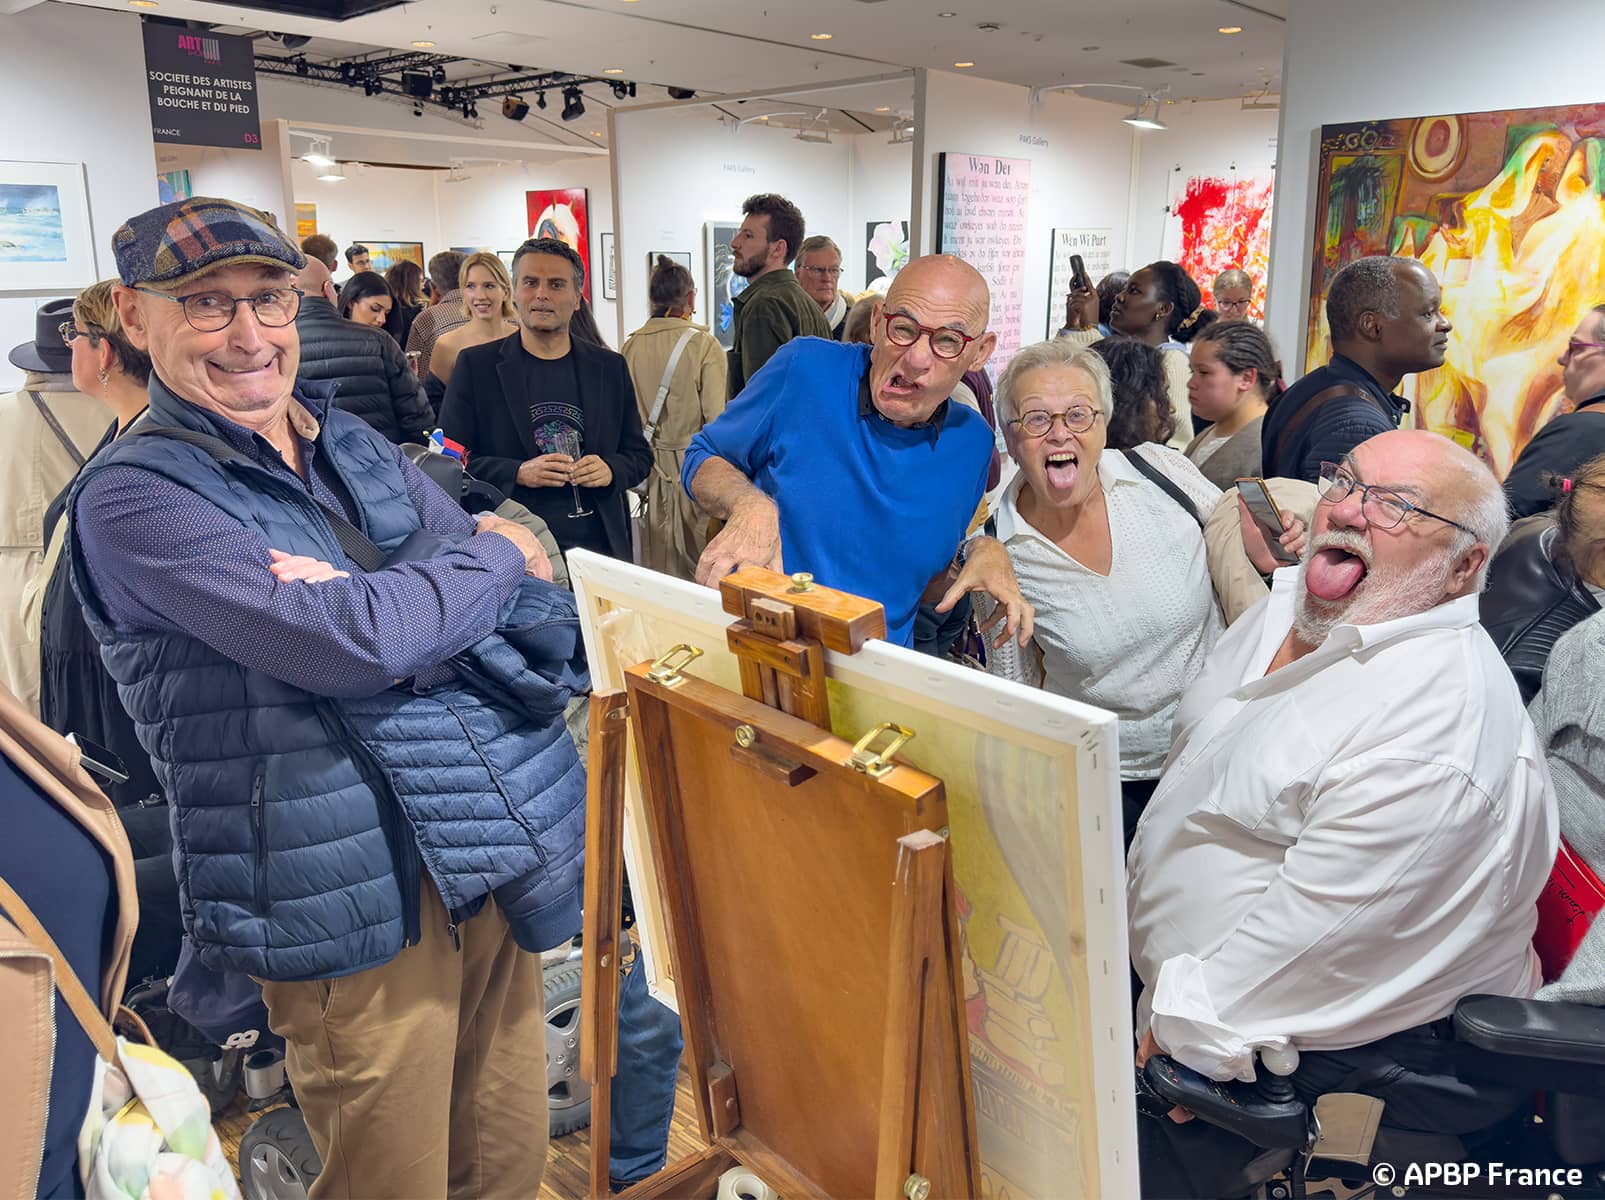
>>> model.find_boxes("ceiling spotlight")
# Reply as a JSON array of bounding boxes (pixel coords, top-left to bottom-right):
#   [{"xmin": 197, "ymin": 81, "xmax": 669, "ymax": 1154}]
[
  {"xmin": 810, "ymin": 32, "xmax": 832, "ymax": 40},
  {"xmin": 953, "ymin": 61, "xmax": 975, "ymax": 68},
  {"xmin": 603, "ymin": 67, "xmax": 625, "ymax": 74},
  {"xmin": 535, "ymin": 91, "xmax": 548, "ymax": 110},
  {"xmin": 413, "ymin": 103, "xmax": 423, "ymax": 117},
  {"xmin": 1217, "ymin": 25, "xmax": 1243, "ymax": 34},
  {"xmin": 318, "ymin": 165, "xmax": 345, "ymax": 182},
  {"xmin": 412, "ymin": 39, "xmax": 435, "ymax": 48},
  {"xmin": 503, "ymin": 95, "xmax": 530, "ymax": 121},
  {"xmin": 1122, "ymin": 96, "xmax": 1166, "ymax": 130},
  {"xmin": 432, "ymin": 65, "xmax": 447, "ymax": 82},
  {"xmin": 401, "ymin": 69, "xmax": 433, "ymax": 99},
  {"xmin": 302, "ymin": 138, "xmax": 335, "ymax": 168},
  {"xmin": 937, "ymin": 10, "xmax": 956, "ymax": 16},
  {"xmin": 561, "ymin": 85, "xmax": 585, "ymax": 122},
  {"xmin": 128, "ymin": 1, "xmax": 159, "ymax": 8},
  {"xmin": 667, "ymin": 86, "xmax": 696, "ymax": 100},
  {"xmin": 874, "ymin": 106, "xmax": 890, "ymax": 113},
  {"xmin": 589, "ymin": 130, "xmax": 603, "ymax": 137},
  {"xmin": 461, "ymin": 99, "xmax": 479, "ymax": 119}
]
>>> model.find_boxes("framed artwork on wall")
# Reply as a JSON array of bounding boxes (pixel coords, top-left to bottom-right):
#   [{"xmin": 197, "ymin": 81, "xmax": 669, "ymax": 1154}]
[
  {"xmin": 526, "ymin": 188, "xmax": 591, "ymax": 301},
  {"xmin": 158, "ymin": 170, "xmax": 193, "ymax": 204},
  {"xmin": 600, "ymin": 231, "xmax": 617, "ymax": 301},
  {"xmin": 356, "ymin": 241, "xmax": 425, "ymax": 272},
  {"xmin": 1046, "ymin": 228, "xmax": 1115, "ymax": 331},
  {"xmin": 936, "ymin": 152, "xmax": 1032, "ymax": 366},
  {"xmin": 704, "ymin": 221, "xmax": 746, "ymax": 349},
  {"xmin": 864, "ymin": 219, "xmax": 908, "ymax": 293},
  {"xmin": 1161, "ymin": 169, "xmax": 1274, "ymax": 319},
  {"xmin": 497, "ymin": 250, "xmax": 518, "ymax": 273},
  {"xmin": 294, "ymin": 202, "xmax": 317, "ymax": 241},
  {"xmin": 1304, "ymin": 102, "xmax": 1605, "ymax": 476},
  {"xmin": 0, "ymin": 160, "xmax": 96, "ymax": 295}
]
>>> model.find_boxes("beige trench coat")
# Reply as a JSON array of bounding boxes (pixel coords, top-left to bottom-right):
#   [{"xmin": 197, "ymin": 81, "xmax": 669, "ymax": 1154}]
[{"xmin": 620, "ymin": 317, "xmax": 727, "ymax": 580}]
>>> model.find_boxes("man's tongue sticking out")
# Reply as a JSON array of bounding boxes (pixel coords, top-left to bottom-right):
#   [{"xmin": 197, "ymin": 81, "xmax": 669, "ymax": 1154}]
[{"xmin": 1306, "ymin": 545, "xmax": 1367, "ymax": 601}]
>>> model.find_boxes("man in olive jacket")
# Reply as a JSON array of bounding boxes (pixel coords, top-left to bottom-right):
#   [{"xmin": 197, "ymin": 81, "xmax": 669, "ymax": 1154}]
[{"xmin": 726, "ymin": 193, "xmax": 831, "ymax": 398}]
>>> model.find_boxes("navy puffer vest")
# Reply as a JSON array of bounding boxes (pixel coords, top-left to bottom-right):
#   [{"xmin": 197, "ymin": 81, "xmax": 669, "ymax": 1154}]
[{"xmin": 69, "ymin": 379, "xmax": 587, "ymax": 981}]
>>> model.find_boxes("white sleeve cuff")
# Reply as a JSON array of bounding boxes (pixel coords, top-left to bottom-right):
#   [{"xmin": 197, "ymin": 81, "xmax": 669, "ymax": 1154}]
[{"xmin": 1149, "ymin": 953, "xmax": 1291, "ymax": 1083}]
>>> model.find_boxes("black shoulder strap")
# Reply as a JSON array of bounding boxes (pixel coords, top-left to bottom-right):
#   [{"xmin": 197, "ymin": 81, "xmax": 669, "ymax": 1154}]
[
  {"xmin": 1124, "ymin": 449, "xmax": 1204, "ymax": 530},
  {"xmin": 1270, "ymin": 382, "xmax": 1387, "ymax": 473},
  {"xmin": 29, "ymin": 391, "xmax": 87, "ymax": 468},
  {"xmin": 129, "ymin": 426, "xmax": 386, "ymax": 573}
]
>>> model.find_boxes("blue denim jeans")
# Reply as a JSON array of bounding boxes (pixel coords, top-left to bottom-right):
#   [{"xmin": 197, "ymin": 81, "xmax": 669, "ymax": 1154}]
[{"xmin": 609, "ymin": 943, "xmax": 684, "ymax": 1188}]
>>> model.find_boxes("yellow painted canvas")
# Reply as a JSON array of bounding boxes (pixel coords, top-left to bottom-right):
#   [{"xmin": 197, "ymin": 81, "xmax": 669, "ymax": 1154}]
[{"xmin": 570, "ymin": 552, "xmax": 1136, "ymax": 1198}]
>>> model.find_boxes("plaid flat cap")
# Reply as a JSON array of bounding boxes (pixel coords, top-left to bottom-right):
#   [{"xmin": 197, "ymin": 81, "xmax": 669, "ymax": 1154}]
[{"xmin": 113, "ymin": 196, "xmax": 305, "ymax": 288}]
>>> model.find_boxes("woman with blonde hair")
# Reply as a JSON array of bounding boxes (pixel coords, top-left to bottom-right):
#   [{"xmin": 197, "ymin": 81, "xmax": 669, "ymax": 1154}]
[
  {"xmin": 621, "ymin": 255, "xmax": 727, "ymax": 579},
  {"xmin": 428, "ymin": 251, "xmax": 519, "ymax": 398}
]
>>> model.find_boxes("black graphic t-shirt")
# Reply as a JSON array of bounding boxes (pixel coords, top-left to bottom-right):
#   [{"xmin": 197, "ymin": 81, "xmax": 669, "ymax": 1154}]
[{"xmin": 520, "ymin": 349, "xmax": 611, "ymax": 555}]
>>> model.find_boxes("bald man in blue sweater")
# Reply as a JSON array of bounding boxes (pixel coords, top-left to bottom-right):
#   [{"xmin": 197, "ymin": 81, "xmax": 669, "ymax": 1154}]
[{"xmin": 682, "ymin": 254, "xmax": 1033, "ymax": 649}]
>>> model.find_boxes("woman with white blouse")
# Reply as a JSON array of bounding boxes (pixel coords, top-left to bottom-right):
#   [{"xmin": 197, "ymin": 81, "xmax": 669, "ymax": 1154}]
[{"xmin": 978, "ymin": 339, "xmax": 1301, "ymax": 844}]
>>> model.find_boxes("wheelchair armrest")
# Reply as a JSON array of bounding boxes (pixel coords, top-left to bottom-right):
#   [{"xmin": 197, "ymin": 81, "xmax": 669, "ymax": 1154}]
[
  {"xmin": 1140, "ymin": 1056, "xmax": 1313, "ymax": 1151},
  {"xmin": 1454, "ymin": 994, "xmax": 1605, "ymax": 1066}
]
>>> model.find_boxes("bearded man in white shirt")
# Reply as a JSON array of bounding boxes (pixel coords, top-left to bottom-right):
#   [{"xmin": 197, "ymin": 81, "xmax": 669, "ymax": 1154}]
[{"xmin": 1127, "ymin": 429, "xmax": 1557, "ymax": 1199}]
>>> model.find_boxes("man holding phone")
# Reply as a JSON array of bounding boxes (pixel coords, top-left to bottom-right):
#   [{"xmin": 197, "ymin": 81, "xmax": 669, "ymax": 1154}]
[{"xmin": 1129, "ymin": 429, "xmax": 1554, "ymax": 1198}]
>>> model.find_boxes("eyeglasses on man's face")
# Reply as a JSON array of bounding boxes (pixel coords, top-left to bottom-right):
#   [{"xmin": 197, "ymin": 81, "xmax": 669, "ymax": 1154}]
[
  {"xmin": 879, "ymin": 311, "xmax": 978, "ymax": 360},
  {"xmin": 1561, "ymin": 337, "xmax": 1605, "ymax": 364},
  {"xmin": 1316, "ymin": 462, "xmax": 1477, "ymax": 536},
  {"xmin": 801, "ymin": 265, "xmax": 842, "ymax": 278},
  {"xmin": 136, "ymin": 285, "xmax": 303, "ymax": 333},
  {"xmin": 1008, "ymin": 407, "xmax": 1101, "ymax": 437}
]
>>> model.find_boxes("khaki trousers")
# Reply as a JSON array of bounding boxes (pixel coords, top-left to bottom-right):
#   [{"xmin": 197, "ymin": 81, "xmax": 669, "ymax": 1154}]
[{"xmin": 260, "ymin": 879, "xmax": 549, "ymax": 1199}]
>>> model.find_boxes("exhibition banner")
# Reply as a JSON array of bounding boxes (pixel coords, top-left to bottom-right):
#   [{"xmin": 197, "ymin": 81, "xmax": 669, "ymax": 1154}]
[{"xmin": 142, "ymin": 22, "xmax": 262, "ymax": 150}]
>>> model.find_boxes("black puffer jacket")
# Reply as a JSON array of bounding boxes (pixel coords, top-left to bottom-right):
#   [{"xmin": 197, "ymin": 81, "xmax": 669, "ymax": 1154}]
[
  {"xmin": 294, "ymin": 296, "xmax": 434, "ymax": 444},
  {"xmin": 1479, "ymin": 513, "xmax": 1601, "ymax": 703}
]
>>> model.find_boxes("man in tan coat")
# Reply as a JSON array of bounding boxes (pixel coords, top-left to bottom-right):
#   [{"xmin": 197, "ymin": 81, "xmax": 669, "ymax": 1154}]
[
  {"xmin": 0, "ymin": 301, "xmax": 110, "ymax": 714},
  {"xmin": 622, "ymin": 256, "xmax": 727, "ymax": 579}
]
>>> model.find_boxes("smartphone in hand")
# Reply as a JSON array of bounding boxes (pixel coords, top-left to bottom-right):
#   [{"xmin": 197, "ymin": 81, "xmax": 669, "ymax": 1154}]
[
  {"xmin": 1236, "ymin": 477, "xmax": 1299, "ymax": 565},
  {"xmin": 1070, "ymin": 253, "xmax": 1092, "ymax": 293}
]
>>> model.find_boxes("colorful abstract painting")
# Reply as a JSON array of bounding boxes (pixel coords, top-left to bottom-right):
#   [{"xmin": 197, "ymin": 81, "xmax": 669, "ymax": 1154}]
[
  {"xmin": 294, "ymin": 202, "xmax": 317, "ymax": 241},
  {"xmin": 704, "ymin": 221, "xmax": 747, "ymax": 350},
  {"xmin": 1305, "ymin": 104, "xmax": 1605, "ymax": 476},
  {"xmin": 526, "ymin": 188, "xmax": 591, "ymax": 302},
  {"xmin": 356, "ymin": 241, "xmax": 424, "ymax": 273},
  {"xmin": 1163, "ymin": 171, "xmax": 1274, "ymax": 320},
  {"xmin": 157, "ymin": 170, "xmax": 192, "ymax": 205}
]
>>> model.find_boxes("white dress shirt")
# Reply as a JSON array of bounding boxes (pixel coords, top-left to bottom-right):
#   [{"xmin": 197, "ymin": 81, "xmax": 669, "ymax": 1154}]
[
  {"xmin": 991, "ymin": 445, "xmax": 1224, "ymax": 778},
  {"xmin": 1127, "ymin": 577, "xmax": 1557, "ymax": 1082}
]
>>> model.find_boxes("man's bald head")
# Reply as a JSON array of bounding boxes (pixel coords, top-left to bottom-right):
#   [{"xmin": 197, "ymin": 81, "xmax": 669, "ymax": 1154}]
[
  {"xmin": 1372, "ymin": 429, "xmax": 1508, "ymax": 578},
  {"xmin": 296, "ymin": 254, "xmax": 335, "ymax": 303},
  {"xmin": 886, "ymin": 254, "xmax": 991, "ymax": 333}
]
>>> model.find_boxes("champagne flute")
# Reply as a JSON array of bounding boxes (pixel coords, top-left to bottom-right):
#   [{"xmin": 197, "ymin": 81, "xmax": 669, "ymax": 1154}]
[{"xmin": 555, "ymin": 426, "xmax": 593, "ymax": 517}]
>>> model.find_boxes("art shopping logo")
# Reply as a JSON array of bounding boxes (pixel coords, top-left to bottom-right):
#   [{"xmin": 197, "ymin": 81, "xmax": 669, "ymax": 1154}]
[{"xmin": 176, "ymin": 33, "xmax": 222, "ymax": 65}]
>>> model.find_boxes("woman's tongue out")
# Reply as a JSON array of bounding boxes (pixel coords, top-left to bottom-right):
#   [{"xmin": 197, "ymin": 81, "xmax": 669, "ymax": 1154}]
[
  {"xmin": 1306, "ymin": 545, "xmax": 1368, "ymax": 601},
  {"xmin": 1044, "ymin": 450, "xmax": 1079, "ymax": 493}
]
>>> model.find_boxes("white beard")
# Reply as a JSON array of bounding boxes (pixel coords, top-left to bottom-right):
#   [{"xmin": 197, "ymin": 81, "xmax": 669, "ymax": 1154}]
[{"xmin": 1293, "ymin": 535, "xmax": 1456, "ymax": 646}]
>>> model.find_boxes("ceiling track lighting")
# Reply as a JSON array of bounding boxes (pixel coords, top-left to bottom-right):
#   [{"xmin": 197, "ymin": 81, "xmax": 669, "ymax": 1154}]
[
  {"xmin": 1122, "ymin": 94, "xmax": 1166, "ymax": 130},
  {"xmin": 561, "ymin": 85, "xmax": 586, "ymax": 122},
  {"xmin": 301, "ymin": 135, "xmax": 335, "ymax": 168}
]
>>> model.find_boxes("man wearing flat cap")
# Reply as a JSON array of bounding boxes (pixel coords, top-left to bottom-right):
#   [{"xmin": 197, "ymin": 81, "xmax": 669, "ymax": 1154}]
[
  {"xmin": 0, "ymin": 301, "xmax": 109, "ymax": 714},
  {"xmin": 68, "ymin": 197, "xmax": 581, "ymax": 1197}
]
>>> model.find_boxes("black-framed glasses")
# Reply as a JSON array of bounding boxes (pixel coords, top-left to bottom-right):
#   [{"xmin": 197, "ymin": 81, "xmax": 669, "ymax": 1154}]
[
  {"xmin": 136, "ymin": 285, "xmax": 302, "ymax": 332},
  {"xmin": 1316, "ymin": 462, "xmax": 1477, "ymax": 536},
  {"xmin": 59, "ymin": 321, "xmax": 101, "ymax": 347},
  {"xmin": 880, "ymin": 311, "xmax": 980, "ymax": 360},
  {"xmin": 1008, "ymin": 407, "xmax": 1101, "ymax": 437}
]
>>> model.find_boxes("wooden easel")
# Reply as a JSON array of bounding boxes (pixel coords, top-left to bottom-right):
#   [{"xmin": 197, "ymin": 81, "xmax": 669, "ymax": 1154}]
[{"xmin": 580, "ymin": 569, "xmax": 980, "ymax": 1200}]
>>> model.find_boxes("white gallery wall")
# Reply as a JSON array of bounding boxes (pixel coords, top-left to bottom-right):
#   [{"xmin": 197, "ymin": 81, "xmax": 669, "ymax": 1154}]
[
  {"xmin": 0, "ymin": 3, "xmax": 159, "ymax": 392},
  {"xmin": 609, "ymin": 104, "xmax": 861, "ymax": 344},
  {"xmin": 1267, "ymin": 0, "xmax": 1605, "ymax": 372},
  {"xmin": 847, "ymin": 134, "xmax": 916, "ymax": 294},
  {"xmin": 291, "ymin": 160, "xmax": 445, "ymax": 263},
  {"xmin": 162, "ymin": 119, "xmax": 296, "ymax": 232},
  {"xmin": 912, "ymin": 69, "xmax": 1137, "ymax": 353}
]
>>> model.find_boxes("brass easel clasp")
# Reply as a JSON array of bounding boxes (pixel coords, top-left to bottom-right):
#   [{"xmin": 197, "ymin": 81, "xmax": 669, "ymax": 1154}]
[
  {"xmin": 847, "ymin": 722, "xmax": 915, "ymax": 778},
  {"xmin": 904, "ymin": 1174, "xmax": 932, "ymax": 1200},
  {"xmin": 789, "ymin": 571, "xmax": 815, "ymax": 592},
  {"xmin": 646, "ymin": 644, "xmax": 704, "ymax": 688}
]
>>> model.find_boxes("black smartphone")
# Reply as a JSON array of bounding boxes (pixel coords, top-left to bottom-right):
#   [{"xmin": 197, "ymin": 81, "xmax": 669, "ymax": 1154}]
[
  {"xmin": 65, "ymin": 732, "xmax": 130, "ymax": 785},
  {"xmin": 1236, "ymin": 477, "xmax": 1299, "ymax": 565},
  {"xmin": 1069, "ymin": 253, "xmax": 1092, "ymax": 292}
]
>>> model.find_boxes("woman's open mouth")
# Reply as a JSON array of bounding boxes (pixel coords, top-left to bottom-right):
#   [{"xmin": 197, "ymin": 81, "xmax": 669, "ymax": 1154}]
[{"xmin": 1044, "ymin": 449, "xmax": 1079, "ymax": 492}]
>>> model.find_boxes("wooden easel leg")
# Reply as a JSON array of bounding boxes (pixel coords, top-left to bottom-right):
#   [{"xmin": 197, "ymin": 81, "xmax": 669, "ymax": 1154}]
[
  {"xmin": 581, "ymin": 692, "xmax": 630, "ymax": 1200},
  {"xmin": 874, "ymin": 829, "xmax": 981, "ymax": 1200}
]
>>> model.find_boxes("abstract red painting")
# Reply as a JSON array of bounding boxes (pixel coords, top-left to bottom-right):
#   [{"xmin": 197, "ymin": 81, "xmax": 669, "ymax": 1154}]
[
  {"xmin": 525, "ymin": 188, "xmax": 591, "ymax": 302},
  {"xmin": 1164, "ymin": 172, "xmax": 1275, "ymax": 320}
]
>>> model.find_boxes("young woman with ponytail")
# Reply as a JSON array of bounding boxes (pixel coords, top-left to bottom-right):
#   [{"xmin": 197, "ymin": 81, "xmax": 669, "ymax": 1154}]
[{"xmin": 1183, "ymin": 319, "xmax": 1283, "ymax": 491}]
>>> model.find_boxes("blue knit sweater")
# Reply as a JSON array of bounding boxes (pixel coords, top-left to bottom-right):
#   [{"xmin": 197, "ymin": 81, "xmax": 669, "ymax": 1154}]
[{"xmin": 683, "ymin": 339, "xmax": 992, "ymax": 645}]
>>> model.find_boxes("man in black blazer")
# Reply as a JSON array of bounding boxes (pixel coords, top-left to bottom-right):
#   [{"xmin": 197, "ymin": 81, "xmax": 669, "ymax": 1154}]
[{"xmin": 441, "ymin": 237, "xmax": 650, "ymax": 561}]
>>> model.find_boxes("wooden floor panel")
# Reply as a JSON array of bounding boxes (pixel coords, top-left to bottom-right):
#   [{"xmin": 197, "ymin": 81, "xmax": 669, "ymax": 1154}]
[{"xmin": 218, "ymin": 1066, "xmax": 705, "ymax": 1199}]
